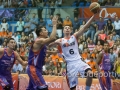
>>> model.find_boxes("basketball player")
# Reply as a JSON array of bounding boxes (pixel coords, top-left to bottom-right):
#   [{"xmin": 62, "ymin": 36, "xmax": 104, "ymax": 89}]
[
  {"xmin": 26, "ymin": 16, "xmax": 57, "ymax": 90},
  {"xmin": 95, "ymin": 42, "xmax": 112, "ymax": 90},
  {"xmin": 48, "ymin": 13, "xmax": 100, "ymax": 90},
  {"xmin": 0, "ymin": 38, "xmax": 27, "ymax": 90}
]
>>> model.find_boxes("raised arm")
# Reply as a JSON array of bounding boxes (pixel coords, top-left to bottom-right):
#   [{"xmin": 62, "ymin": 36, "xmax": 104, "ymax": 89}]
[
  {"xmin": 35, "ymin": 16, "xmax": 58, "ymax": 45},
  {"xmin": 48, "ymin": 39, "xmax": 61, "ymax": 47},
  {"xmin": 14, "ymin": 51, "xmax": 27, "ymax": 66},
  {"xmin": 74, "ymin": 15, "xmax": 96, "ymax": 38}
]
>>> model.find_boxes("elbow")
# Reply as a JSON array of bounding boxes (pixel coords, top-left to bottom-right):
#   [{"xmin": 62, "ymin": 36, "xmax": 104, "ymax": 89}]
[{"xmin": 50, "ymin": 36, "xmax": 56, "ymax": 41}]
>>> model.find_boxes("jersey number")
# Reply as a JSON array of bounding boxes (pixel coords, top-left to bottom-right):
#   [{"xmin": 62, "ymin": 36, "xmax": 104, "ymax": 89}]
[{"xmin": 69, "ymin": 49, "xmax": 74, "ymax": 54}]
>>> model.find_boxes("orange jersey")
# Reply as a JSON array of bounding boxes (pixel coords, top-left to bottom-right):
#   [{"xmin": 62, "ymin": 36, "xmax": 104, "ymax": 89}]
[{"xmin": 87, "ymin": 61, "xmax": 96, "ymax": 72}]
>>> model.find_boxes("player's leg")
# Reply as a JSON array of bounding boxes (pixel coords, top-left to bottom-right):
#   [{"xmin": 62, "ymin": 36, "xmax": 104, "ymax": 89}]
[
  {"xmin": 85, "ymin": 69, "xmax": 93, "ymax": 90},
  {"xmin": 27, "ymin": 65, "xmax": 48, "ymax": 90},
  {"xmin": 66, "ymin": 64, "xmax": 78, "ymax": 90},
  {"xmin": 105, "ymin": 71, "xmax": 112, "ymax": 90},
  {"xmin": 98, "ymin": 71, "xmax": 107, "ymax": 90},
  {"xmin": 26, "ymin": 79, "xmax": 34, "ymax": 90},
  {"xmin": 78, "ymin": 61, "xmax": 92, "ymax": 90},
  {"xmin": 0, "ymin": 75, "xmax": 11, "ymax": 90}
]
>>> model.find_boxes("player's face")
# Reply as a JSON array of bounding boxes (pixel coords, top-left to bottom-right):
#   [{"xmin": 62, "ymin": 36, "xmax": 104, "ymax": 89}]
[
  {"xmin": 104, "ymin": 43, "xmax": 109, "ymax": 51},
  {"xmin": 41, "ymin": 27, "xmax": 48, "ymax": 38},
  {"xmin": 63, "ymin": 26, "xmax": 71, "ymax": 34},
  {"xmin": 8, "ymin": 40, "xmax": 16, "ymax": 50}
]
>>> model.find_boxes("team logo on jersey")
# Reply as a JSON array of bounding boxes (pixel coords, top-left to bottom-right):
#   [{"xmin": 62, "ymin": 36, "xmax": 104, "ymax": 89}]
[{"xmin": 63, "ymin": 41, "xmax": 75, "ymax": 47}]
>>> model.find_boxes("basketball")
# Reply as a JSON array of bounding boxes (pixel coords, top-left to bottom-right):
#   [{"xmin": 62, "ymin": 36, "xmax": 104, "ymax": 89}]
[{"xmin": 89, "ymin": 2, "xmax": 100, "ymax": 14}]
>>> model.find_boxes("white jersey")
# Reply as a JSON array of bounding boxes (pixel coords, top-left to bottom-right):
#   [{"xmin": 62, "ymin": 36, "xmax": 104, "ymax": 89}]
[{"xmin": 59, "ymin": 35, "xmax": 82, "ymax": 63}]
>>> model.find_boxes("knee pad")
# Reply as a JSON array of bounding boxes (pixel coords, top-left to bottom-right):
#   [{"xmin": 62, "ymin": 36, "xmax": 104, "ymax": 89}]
[{"xmin": 3, "ymin": 85, "xmax": 11, "ymax": 90}]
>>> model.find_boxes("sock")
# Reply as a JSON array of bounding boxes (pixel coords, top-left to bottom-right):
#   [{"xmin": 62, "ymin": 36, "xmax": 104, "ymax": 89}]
[{"xmin": 85, "ymin": 86, "xmax": 90, "ymax": 90}]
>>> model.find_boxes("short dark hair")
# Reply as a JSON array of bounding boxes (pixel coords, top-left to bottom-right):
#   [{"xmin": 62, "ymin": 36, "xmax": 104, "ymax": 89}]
[
  {"xmin": 35, "ymin": 26, "xmax": 45, "ymax": 37},
  {"xmin": 6, "ymin": 38, "xmax": 15, "ymax": 45}
]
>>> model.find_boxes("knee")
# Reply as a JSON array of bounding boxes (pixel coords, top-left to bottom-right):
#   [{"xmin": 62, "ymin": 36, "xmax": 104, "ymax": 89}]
[{"xmin": 87, "ymin": 71, "xmax": 93, "ymax": 78}]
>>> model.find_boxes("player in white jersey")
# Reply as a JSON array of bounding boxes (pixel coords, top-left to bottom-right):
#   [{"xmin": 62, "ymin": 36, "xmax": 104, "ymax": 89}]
[{"xmin": 49, "ymin": 13, "xmax": 99, "ymax": 90}]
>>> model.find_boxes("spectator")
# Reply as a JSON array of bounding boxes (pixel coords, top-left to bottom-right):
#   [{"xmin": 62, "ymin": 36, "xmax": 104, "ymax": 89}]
[
  {"xmin": 55, "ymin": 62, "xmax": 62, "ymax": 76},
  {"xmin": 98, "ymin": 30, "xmax": 107, "ymax": 42},
  {"xmin": 12, "ymin": 33, "xmax": 19, "ymax": 45},
  {"xmin": 113, "ymin": 44, "xmax": 119, "ymax": 56},
  {"xmin": 30, "ymin": 13, "xmax": 38, "ymax": 33},
  {"xmin": 87, "ymin": 56, "xmax": 96, "ymax": 76},
  {"xmin": 88, "ymin": 39, "xmax": 95, "ymax": 53},
  {"xmin": 12, "ymin": 60, "xmax": 23, "ymax": 74},
  {"xmin": 94, "ymin": 17, "xmax": 106, "ymax": 43},
  {"xmin": 46, "ymin": 15, "xmax": 53, "ymax": 35},
  {"xmin": 107, "ymin": 35, "xmax": 114, "ymax": 48},
  {"xmin": 106, "ymin": 19, "xmax": 114, "ymax": 35},
  {"xmin": 0, "ymin": 0, "xmax": 4, "ymax": 8},
  {"xmin": 73, "ymin": 8, "xmax": 79, "ymax": 18},
  {"xmin": 114, "ymin": 16, "xmax": 120, "ymax": 35},
  {"xmin": 114, "ymin": 54, "xmax": 120, "ymax": 79},
  {"xmin": 112, "ymin": 31, "xmax": 119, "ymax": 41},
  {"xmin": 50, "ymin": 52, "xmax": 60, "ymax": 66},
  {"xmin": 56, "ymin": 13, "xmax": 63, "ymax": 38},
  {"xmin": 63, "ymin": 16, "xmax": 72, "ymax": 27},
  {"xmin": 50, "ymin": 1, "xmax": 55, "ymax": 15},
  {"xmin": 79, "ymin": 20, "xmax": 86, "ymax": 30},
  {"xmin": 18, "ymin": 1, "xmax": 26, "ymax": 18},
  {"xmin": 20, "ymin": 32, "xmax": 26, "ymax": 44},
  {"xmin": 36, "ymin": 0, "xmax": 43, "ymax": 19},
  {"xmin": 6, "ymin": 30, "xmax": 12, "ymax": 38},
  {"xmin": 16, "ymin": 17, "xmax": 25, "ymax": 34},
  {"xmin": 114, "ymin": 0, "xmax": 120, "ymax": 6},
  {"xmin": 85, "ymin": 20, "xmax": 96, "ymax": 40},
  {"xmin": 105, "ymin": 0, "xmax": 112, "ymax": 6},
  {"xmin": 109, "ymin": 48, "xmax": 117, "ymax": 72},
  {"xmin": 0, "ymin": 18, "xmax": 8, "ymax": 32},
  {"xmin": 46, "ymin": 61, "xmax": 56, "ymax": 75},
  {"xmin": 95, "ymin": 40, "xmax": 103, "ymax": 52},
  {"xmin": 39, "ymin": 18, "xmax": 46, "ymax": 27},
  {"xmin": 55, "ymin": 0, "xmax": 62, "ymax": 7},
  {"xmin": 73, "ymin": 17, "xmax": 80, "ymax": 33},
  {"xmin": 82, "ymin": 48, "xmax": 88, "ymax": 60},
  {"xmin": 84, "ymin": 53, "xmax": 90, "ymax": 63},
  {"xmin": 24, "ymin": 17, "xmax": 31, "ymax": 36},
  {"xmin": 78, "ymin": 41, "xmax": 84, "ymax": 51}
]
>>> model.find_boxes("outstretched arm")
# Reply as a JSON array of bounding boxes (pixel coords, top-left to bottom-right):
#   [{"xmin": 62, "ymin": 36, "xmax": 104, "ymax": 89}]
[
  {"xmin": 35, "ymin": 16, "xmax": 58, "ymax": 45},
  {"xmin": 74, "ymin": 11, "xmax": 100, "ymax": 38},
  {"xmin": 48, "ymin": 39, "xmax": 61, "ymax": 47},
  {"xmin": 74, "ymin": 15, "xmax": 95, "ymax": 38}
]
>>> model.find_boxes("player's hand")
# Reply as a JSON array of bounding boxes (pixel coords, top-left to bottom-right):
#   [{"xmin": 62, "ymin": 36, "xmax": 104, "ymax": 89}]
[{"xmin": 52, "ymin": 16, "xmax": 58, "ymax": 26}]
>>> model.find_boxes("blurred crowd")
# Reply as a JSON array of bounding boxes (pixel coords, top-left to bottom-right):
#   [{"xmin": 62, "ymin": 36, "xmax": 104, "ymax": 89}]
[
  {"xmin": 0, "ymin": 12, "xmax": 120, "ymax": 79},
  {"xmin": 0, "ymin": 0, "xmax": 120, "ymax": 8},
  {"xmin": 0, "ymin": 0, "xmax": 63, "ymax": 8},
  {"xmin": 0, "ymin": 0, "xmax": 119, "ymax": 79},
  {"xmin": 72, "ymin": 0, "xmax": 120, "ymax": 7}
]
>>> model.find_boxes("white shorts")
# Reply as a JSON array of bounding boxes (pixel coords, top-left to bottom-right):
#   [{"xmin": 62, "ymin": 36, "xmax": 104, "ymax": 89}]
[{"xmin": 66, "ymin": 60, "xmax": 91, "ymax": 88}]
